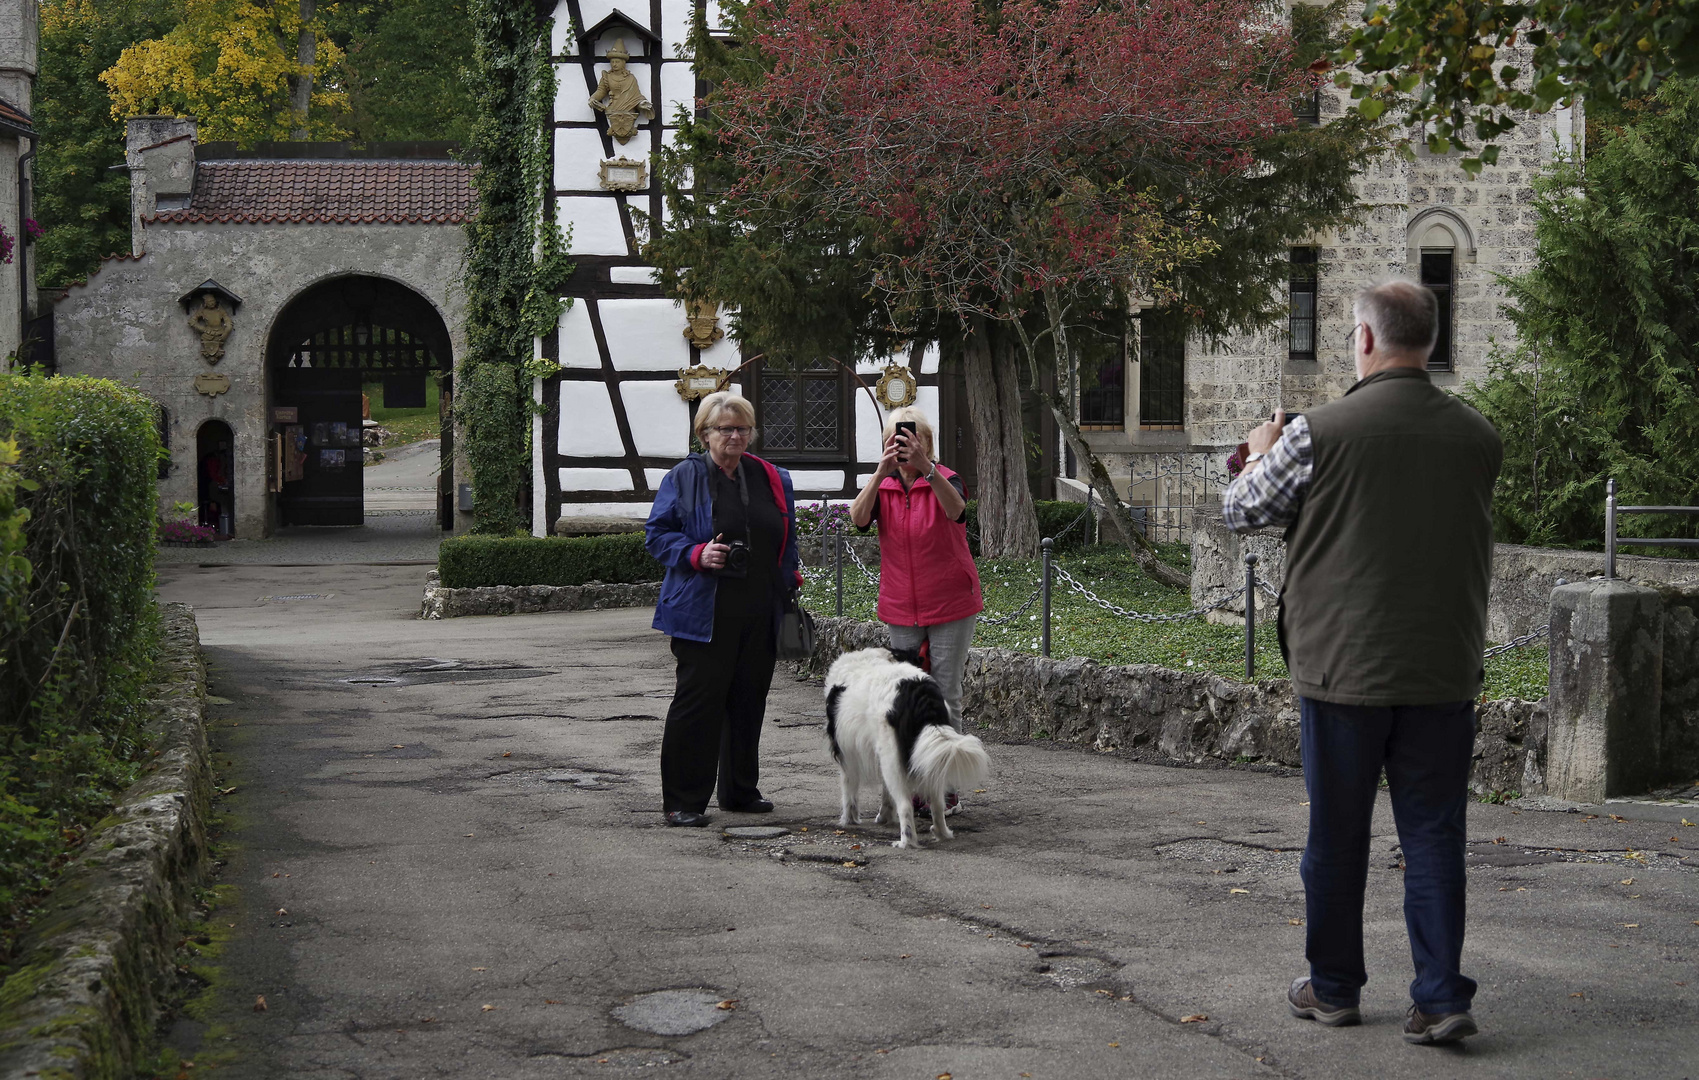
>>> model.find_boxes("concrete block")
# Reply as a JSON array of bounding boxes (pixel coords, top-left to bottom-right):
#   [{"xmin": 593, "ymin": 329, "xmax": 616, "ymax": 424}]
[{"xmin": 1546, "ymin": 581, "xmax": 1663, "ymax": 802}]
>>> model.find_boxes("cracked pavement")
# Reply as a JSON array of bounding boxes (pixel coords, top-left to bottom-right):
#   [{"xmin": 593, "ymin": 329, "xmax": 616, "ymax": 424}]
[{"xmin": 158, "ymin": 563, "xmax": 1699, "ymax": 1079}]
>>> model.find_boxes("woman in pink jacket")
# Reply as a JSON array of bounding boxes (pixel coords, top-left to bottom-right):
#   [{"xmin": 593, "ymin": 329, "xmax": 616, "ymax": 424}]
[{"xmin": 848, "ymin": 406, "xmax": 983, "ymax": 809}]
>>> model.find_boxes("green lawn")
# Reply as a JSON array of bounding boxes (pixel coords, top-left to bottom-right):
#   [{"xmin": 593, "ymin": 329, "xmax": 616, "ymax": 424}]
[
  {"xmin": 803, "ymin": 544, "xmax": 1549, "ymax": 701},
  {"xmin": 364, "ymin": 378, "xmax": 443, "ymax": 447}
]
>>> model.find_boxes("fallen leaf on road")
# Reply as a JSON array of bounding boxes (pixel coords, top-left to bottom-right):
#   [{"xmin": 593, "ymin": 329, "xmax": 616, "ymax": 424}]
[
  {"xmin": 502, "ymin": 752, "xmax": 511, "ymax": 758},
  {"xmin": 1181, "ymin": 1014, "xmax": 1208, "ymax": 1023},
  {"xmin": 1621, "ymin": 878, "xmax": 1634, "ymax": 886},
  {"xmin": 1610, "ymin": 814, "xmax": 1627, "ymax": 822},
  {"xmin": 1570, "ymin": 992, "xmax": 1584, "ymax": 998},
  {"xmin": 980, "ymin": 904, "xmax": 992, "ymax": 909},
  {"xmin": 1622, "ymin": 923, "xmax": 1640, "ymax": 929},
  {"xmin": 974, "ymin": 789, "xmax": 987, "ymax": 793},
  {"xmin": 254, "ymin": 996, "xmax": 267, "ymax": 1012},
  {"xmin": 841, "ymin": 861, "xmax": 858, "ymax": 868},
  {"xmin": 799, "ymin": 827, "xmax": 808, "ymax": 832},
  {"xmin": 1108, "ymin": 1042, "xmax": 1120, "ymax": 1047},
  {"xmin": 275, "ymin": 908, "xmax": 287, "ymax": 916},
  {"xmin": 850, "ymin": 844, "xmax": 862, "ymax": 850},
  {"xmin": 481, "ymin": 1004, "xmax": 496, "ymax": 1012},
  {"xmin": 1196, "ymin": 821, "xmax": 1206, "ymax": 825},
  {"xmin": 1096, "ymin": 989, "xmax": 1112, "ymax": 995},
  {"xmin": 472, "ymin": 967, "xmax": 487, "ymax": 972},
  {"xmin": 219, "ymin": 786, "xmax": 237, "ymax": 796},
  {"xmin": 1682, "ymin": 819, "xmax": 1694, "ymax": 827},
  {"xmin": 1493, "ymin": 837, "xmax": 1506, "ymax": 844},
  {"xmin": 1288, "ymin": 918, "xmax": 1303, "ymax": 925},
  {"xmin": 544, "ymin": 999, "xmax": 560, "ymax": 1004},
  {"xmin": 394, "ymin": 745, "xmax": 406, "ymax": 749},
  {"xmin": 937, "ymin": 1074, "xmax": 952, "ymax": 1080},
  {"xmin": 716, "ymin": 999, "xmax": 738, "ymax": 1010},
  {"xmin": 1299, "ymin": 801, "xmax": 1310, "ymax": 806},
  {"xmin": 1230, "ymin": 888, "xmax": 1250, "ymax": 895},
  {"xmin": 834, "ymin": 830, "xmax": 845, "ymax": 835},
  {"xmin": 465, "ymin": 834, "xmax": 474, "ymax": 838},
  {"xmin": 1018, "ymin": 942, "xmax": 1033, "ymax": 948}
]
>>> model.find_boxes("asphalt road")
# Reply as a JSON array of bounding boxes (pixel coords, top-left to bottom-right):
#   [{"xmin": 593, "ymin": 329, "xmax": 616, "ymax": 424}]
[{"xmin": 156, "ymin": 563, "xmax": 1699, "ymax": 1079}]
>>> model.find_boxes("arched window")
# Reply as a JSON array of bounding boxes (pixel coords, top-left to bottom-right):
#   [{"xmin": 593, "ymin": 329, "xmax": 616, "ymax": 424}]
[{"xmin": 1417, "ymin": 222, "xmax": 1456, "ymax": 372}]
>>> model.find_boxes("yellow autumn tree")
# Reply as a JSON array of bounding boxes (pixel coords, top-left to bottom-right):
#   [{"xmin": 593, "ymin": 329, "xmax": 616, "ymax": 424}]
[{"xmin": 101, "ymin": 0, "xmax": 349, "ymax": 144}]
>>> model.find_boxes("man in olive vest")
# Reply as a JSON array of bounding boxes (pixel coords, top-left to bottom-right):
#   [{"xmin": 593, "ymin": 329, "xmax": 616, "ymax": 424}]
[{"xmin": 1222, "ymin": 279, "xmax": 1502, "ymax": 1045}]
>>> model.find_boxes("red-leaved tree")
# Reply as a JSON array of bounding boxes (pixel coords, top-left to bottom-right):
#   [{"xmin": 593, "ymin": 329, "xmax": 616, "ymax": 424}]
[{"xmin": 711, "ymin": 0, "xmax": 1311, "ymax": 581}]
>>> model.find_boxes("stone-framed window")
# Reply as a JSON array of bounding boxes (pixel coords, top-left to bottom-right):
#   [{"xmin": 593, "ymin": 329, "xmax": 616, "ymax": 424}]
[
  {"xmin": 1079, "ymin": 325, "xmax": 1127, "ymax": 431},
  {"xmin": 1420, "ymin": 250, "xmax": 1455, "ymax": 372},
  {"xmin": 1288, "ymin": 246, "xmax": 1319, "ymax": 360},
  {"xmin": 1138, "ymin": 310, "xmax": 1185, "ymax": 430}
]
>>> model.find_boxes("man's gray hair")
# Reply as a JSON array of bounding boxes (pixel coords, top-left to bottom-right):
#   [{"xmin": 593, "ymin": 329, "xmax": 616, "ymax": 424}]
[{"xmin": 1355, "ymin": 278, "xmax": 1437, "ymax": 355}]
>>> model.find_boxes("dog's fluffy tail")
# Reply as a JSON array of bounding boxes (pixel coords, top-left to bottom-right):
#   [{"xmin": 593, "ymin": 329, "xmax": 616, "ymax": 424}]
[{"xmin": 909, "ymin": 724, "xmax": 991, "ymax": 797}]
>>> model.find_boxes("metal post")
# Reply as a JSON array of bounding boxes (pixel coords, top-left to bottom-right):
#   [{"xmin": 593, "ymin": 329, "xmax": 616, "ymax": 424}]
[
  {"xmin": 1041, "ymin": 537, "xmax": 1054, "ymax": 658},
  {"xmin": 833, "ymin": 522, "xmax": 844, "ymax": 616},
  {"xmin": 1244, "ymin": 553, "xmax": 1258, "ymax": 679},
  {"xmin": 1605, "ymin": 478, "xmax": 1617, "ymax": 580}
]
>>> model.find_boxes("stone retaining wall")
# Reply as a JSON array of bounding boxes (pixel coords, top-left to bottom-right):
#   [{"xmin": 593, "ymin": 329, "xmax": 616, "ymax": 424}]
[
  {"xmin": 1192, "ymin": 517, "xmax": 1699, "ymax": 640},
  {"xmin": 805, "ymin": 615, "xmax": 1544, "ymax": 796},
  {"xmin": 0, "ymin": 603, "xmax": 211, "ymax": 1079},
  {"xmin": 420, "ymin": 571, "xmax": 661, "ymax": 618}
]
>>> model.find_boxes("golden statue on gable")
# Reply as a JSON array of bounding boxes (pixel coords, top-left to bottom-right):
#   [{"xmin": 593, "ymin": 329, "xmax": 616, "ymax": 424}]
[
  {"xmin": 588, "ymin": 39, "xmax": 654, "ymax": 144},
  {"xmin": 188, "ymin": 292, "xmax": 233, "ymax": 364}
]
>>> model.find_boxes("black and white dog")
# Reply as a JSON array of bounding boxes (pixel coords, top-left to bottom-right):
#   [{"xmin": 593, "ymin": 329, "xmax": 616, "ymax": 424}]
[{"xmin": 823, "ymin": 647, "xmax": 992, "ymax": 849}]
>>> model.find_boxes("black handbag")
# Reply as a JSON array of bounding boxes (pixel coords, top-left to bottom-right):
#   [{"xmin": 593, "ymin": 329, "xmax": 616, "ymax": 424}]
[{"xmin": 776, "ymin": 591, "xmax": 817, "ymax": 660}]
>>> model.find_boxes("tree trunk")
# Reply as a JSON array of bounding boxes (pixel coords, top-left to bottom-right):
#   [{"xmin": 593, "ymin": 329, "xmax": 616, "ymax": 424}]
[
  {"xmin": 292, "ymin": 0, "xmax": 316, "ymax": 138},
  {"xmin": 1037, "ymin": 289, "xmax": 1189, "ymax": 589},
  {"xmin": 963, "ymin": 316, "xmax": 1040, "ymax": 558}
]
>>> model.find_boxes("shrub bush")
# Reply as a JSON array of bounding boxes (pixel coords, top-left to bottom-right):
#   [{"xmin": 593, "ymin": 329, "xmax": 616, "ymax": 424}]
[
  {"xmin": 0, "ymin": 373, "xmax": 162, "ymax": 953},
  {"xmin": 438, "ymin": 532, "xmax": 662, "ymax": 588},
  {"xmin": 964, "ymin": 499, "xmax": 1098, "ymax": 555}
]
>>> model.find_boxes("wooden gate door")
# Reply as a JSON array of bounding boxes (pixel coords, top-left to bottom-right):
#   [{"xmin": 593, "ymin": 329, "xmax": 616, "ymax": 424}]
[{"xmin": 275, "ymin": 365, "xmax": 364, "ymax": 526}]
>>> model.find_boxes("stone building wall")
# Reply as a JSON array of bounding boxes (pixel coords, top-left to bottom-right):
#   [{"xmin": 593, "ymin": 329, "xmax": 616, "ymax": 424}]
[{"xmin": 53, "ymin": 219, "xmax": 467, "ymax": 539}]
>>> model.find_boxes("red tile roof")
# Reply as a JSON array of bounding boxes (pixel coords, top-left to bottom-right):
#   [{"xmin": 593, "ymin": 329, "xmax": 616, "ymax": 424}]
[{"xmin": 148, "ymin": 159, "xmax": 477, "ymax": 225}]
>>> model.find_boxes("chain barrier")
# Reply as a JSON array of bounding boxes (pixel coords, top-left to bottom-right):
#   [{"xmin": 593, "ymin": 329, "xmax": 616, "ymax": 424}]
[
  {"xmin": 1482, "ymin": 623, "xmax": 1550, "ymax": 660},
  {"xmin": 978, "ymin": 585, "xmax": 1045, "ymax": 627},
  {"xmin": 1051, "ymin": 563, "xmax": 1252, "ymax": 623}
]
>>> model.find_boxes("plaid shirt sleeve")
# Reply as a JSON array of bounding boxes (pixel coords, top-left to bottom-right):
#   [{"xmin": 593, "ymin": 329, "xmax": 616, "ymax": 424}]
[{"xmin": 1221, "ymin": 415, "xmax": 1313, "ymax": 532}]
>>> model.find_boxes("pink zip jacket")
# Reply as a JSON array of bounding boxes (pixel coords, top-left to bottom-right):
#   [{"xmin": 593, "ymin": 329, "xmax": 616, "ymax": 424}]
[{"xmin": 872, "ymin": 465, "xmax": 983, "ymax": 627}]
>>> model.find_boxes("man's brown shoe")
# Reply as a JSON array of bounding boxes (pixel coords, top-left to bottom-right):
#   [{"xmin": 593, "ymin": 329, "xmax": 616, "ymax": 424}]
[
  {"xmin": 1402, "ymin": 1004, "xmax": 1478, "ymax": 1044},
  {"xmin": 1287, "ymin": 977, "xmax": 1362, "ymax": 1027}
]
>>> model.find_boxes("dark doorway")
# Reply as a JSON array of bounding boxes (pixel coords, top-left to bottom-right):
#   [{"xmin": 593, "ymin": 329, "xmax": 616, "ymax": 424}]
[
  {"xmin": 268, "ymin": 276, "xmax": 454, "ymax": 529},
  {"xmin": 197, "ymin": 420, "xmax": 235, "ymax": 538}
]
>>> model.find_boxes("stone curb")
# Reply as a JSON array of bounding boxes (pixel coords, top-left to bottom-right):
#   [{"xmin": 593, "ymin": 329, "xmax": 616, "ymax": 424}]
[
  {"xmin": 419, "ymin": 570, "xmax": 661, "ymax": 619},
  {"xmin": 0, "ymin": 603, "xmax": 211, "ymax": 1080},
  {"xmin": 802, "ymin": 614, "xmax": 1546, "ymax": 795}
]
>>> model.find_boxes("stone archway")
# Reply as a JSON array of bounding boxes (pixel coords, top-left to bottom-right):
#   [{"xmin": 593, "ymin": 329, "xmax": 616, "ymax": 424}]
[{"xmin": 267, "ymin": 276, "xmax": 455, "ymax": 529}]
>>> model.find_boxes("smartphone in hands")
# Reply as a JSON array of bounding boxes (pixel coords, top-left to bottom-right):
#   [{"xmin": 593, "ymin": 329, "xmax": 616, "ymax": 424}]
[{"xmin": 895, "ymin": 420, "xmax": 917, "ymax": 463}]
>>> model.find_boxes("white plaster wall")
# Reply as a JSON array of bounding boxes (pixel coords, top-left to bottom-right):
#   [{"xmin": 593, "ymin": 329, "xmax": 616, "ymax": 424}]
[
  {"xmin": 558, "ymin": 467, "xmax": 634, "ymax": 491},
  {"xmin": 698, "ymin": 331, "xmax": 739, "ymax": 369},
  {"xmin": 555, "ymin": 76, "xmax": 597, "ymax": 122},
  {"xmin": 549, "ymin": 0, "xmax": 574, "ymax": 55},
  {"xmin": 558, "ymin": 300, "xmax": 600, "ymax": 369},
  {"xmin": 660, "ymin": 63, "xmax": 696, "ymax": 121},
  {"xmin": 554, "ymin": 129, "xmax": 607, "ymax": 190},
  {"xmin": 644, "ymin": 467, "xmax": 672, "ymax": 489},
  {"xmin": 788, "ymin": 470, "xmax": 845, "ymax": 492},
  {"xmin": 609, "ymin": 266, "xmax": 658, "ymax": 285},
  {"xmin": 557, "ymin": 196, "xmax": 628, "ymax": 256},
  {"xmin": 560, "ymin": 500, "xmax": 652, "ymax": 520},
  {"xmin": 600, "ymin": 297, "xmax": 691, "ymax": 370},
  {"xmin": 51, "ymin": 220, "xmax": 470, "ymax": 539},
  {"xmin": 621, "ymin": 380, "xmax": 690, "ymax": 456},
  {"xmin": 557, "ymin": 383, "xmax": 623, "ymax": 454}
]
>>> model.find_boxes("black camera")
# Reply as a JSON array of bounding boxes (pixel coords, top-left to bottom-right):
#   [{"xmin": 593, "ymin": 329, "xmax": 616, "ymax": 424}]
[{"xmin": 721, "ymin": 539, "xmax": 751, "ymax": 578}]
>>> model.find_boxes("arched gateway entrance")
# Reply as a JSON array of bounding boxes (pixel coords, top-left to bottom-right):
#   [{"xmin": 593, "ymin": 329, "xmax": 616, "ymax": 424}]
[{"xmin": 268, "ymin": 276, "xmax": 454, "ymax": 529}]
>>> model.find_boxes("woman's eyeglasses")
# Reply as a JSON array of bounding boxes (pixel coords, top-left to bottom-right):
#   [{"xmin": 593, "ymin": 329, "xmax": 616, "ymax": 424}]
[{"xmin": 711, "ymin": 425, "xmax": 753, "ymax": 438}]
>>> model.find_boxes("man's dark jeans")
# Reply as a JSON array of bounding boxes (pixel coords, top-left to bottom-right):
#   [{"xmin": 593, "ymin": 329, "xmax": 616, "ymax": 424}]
[{"xmin": 1299, "ymin": 696, "xmax": 1479, "ymax": 1015}]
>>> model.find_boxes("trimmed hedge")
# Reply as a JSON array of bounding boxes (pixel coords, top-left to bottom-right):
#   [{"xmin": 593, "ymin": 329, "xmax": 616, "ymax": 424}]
[
  {"xmin": 0, "ymin": 374, "xmax": 161, "ymax": 952},
  {"xmin": 964, "ymin": 499, "xmax": 1099, "ymax": 555},
  {"xmin": 438, "ymin": 532, "xmax": 662, "ymax": 588}
]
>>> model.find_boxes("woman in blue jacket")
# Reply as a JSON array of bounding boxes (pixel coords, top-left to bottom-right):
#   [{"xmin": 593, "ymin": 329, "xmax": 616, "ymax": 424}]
[{"xmin": 645, "ymin": 391, "xmax": 801, "ymax": 827}]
